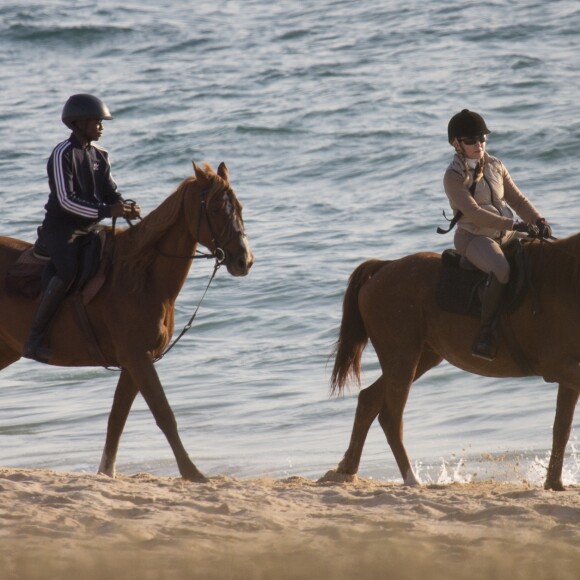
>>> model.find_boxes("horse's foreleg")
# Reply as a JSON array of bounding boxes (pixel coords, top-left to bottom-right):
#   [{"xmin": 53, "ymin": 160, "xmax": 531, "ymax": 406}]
[
  {"xmin": 335, "ymin": 378, "xmax": 384, "ymax": 475},
  {"xmin": 544, "ymin": 384, "xmax": 579, "ymax": 491},
  {"xmin": 125, "ymin": 352, "xmax": 206, "ymax": 482},
  {"xmin": 98, "ymin": 368, "xmax": 139, "ymax": 478}
]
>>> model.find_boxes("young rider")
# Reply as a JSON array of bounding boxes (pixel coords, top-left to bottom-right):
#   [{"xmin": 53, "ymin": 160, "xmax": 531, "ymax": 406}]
[
  {"xmin": 443, "ymin": 109, "xmax": 552, "ymax": 361},
  {"xmin": 23, "ymin": 93, "xmax": 141, "ymax": 362}
]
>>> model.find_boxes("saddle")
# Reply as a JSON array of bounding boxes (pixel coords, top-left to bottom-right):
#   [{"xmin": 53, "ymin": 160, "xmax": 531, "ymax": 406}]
[
  {"xmin": 4, "ymin": 228, "xmax": 114, "ymax": 305},
  {"xmin": 436, "ymin": 239, "xmax": 529, "ymax": 318}
]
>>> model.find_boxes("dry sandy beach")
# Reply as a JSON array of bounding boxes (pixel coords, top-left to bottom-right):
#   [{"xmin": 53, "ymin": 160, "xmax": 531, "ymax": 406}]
[{"xmin": 1, "ymin": 468, "xmax": 579, "ymax": 579}]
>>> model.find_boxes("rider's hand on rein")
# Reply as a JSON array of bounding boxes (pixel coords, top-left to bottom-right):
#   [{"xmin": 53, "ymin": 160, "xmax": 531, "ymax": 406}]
[
  {"xmin": 513, "ymin": 220, "xmax": 540, "ymax": 237},
  {"xmin": 536, "ymin": 218, "xmax": 552, "ymax": 239}
]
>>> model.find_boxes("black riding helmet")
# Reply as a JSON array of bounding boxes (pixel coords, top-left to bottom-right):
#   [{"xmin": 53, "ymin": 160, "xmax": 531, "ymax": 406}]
[
  {"xmin": 447, "ymin": 109, "xmax": 491, "ymax": 144},
  {"xmin": 61, "ymin": 94, "xmax": 112, "ymax": 129}
]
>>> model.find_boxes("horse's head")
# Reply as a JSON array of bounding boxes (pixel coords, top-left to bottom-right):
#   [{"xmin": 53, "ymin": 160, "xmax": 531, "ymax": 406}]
[{"xmin": 192, "ymin": 162, "xmax": 254, "ymax": 276}]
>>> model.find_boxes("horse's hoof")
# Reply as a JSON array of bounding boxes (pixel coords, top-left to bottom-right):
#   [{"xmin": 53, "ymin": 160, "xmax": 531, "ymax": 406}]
[
  {"xmin": 97, "ymin": 468, "xmax": 116, "ymax": 479},
  {"xmin": 181, "ymin": 469, "xmax": 208, "ymax": 483},
  {"xmin": 403, "ymin": 469, "xmax": 421, "ymax": 487},
  {"xmin": 544, "ymin": 479, "xmax": 566, "ymax": 491},
  {"xmin": 317, "ymin": 469, "xmax": 358, "ymax": 483}
]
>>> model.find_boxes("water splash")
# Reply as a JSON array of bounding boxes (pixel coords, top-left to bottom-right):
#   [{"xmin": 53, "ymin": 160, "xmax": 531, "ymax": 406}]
[
  {"xmin": 414, "ymin": 456, "xmax": 473, "ymax": 485},
  {"xmin": 412, "ymin": 436, "xmax": 580, "ymax": 487}
]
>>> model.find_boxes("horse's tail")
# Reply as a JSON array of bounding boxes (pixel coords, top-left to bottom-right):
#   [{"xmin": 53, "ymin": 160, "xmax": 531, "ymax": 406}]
[{"xmin": 330, "ymin": 259, "xmax": 388, "ymax": 396}]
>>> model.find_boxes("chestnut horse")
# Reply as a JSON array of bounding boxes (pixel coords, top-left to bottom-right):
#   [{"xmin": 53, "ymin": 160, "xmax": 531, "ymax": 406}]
[
  {"xmin": 0, "ymin": 162, "xmax": 253, "ymax": 481},
  {"xmin": 328, "ymin": 235, "xmax": 580, "ymax": 491}
]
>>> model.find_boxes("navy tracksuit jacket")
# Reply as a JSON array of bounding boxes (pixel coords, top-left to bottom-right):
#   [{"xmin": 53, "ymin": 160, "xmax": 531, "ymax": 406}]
[{"xmin": 39, "ymin": 133, "xmax": 123, "ymax": 285}]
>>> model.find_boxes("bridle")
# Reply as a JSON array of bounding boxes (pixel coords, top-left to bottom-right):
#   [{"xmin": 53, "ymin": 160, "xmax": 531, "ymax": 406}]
[
  {"xmin": 99, "ymin": 184, "xmax": 247, "ymax": 369},
  {"xmin": 151, "ymin": 184, "xmax": 246, "ymax": 362},
  {"xmin": 150, "ymin": 185, "xmax": 244, "ymax": 265},
  {"xmin": 197, "ymin": 185, "xmax": 246, "ymax": 264}
]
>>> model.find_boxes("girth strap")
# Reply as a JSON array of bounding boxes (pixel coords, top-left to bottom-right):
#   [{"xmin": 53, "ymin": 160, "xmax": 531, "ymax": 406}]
[
  {"xmin": 498, "ymin": 315, "xmax": 537, "ymax": 376},
  {"xmin": 71, "ymin": 294, "xmax": 110, "ymax": 368}
]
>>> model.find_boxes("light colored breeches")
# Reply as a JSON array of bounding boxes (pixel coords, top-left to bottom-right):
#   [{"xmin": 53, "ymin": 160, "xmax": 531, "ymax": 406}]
[{"xmin": 453, "ymin": 229, "xmax": 519, "ymax": 285}]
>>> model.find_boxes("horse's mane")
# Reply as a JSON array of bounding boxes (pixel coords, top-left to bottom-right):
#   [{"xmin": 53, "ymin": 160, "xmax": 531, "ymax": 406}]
[
  {"xmin": 114, "ymin": 164, "xmax": 229, "ymax": 290},
  {"xmin": 527, "ymin": 232, "xmax": 580, "ymax": 290}
]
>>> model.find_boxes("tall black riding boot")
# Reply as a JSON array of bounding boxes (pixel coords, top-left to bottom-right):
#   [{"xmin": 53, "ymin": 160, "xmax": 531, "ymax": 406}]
[
  {"xmin": 472, "ymin": 273, "xmax": 505, "ymax": 361},
  {"xmin": 23, "ymin": 276, "xmax": 68, "ymax": 363}
]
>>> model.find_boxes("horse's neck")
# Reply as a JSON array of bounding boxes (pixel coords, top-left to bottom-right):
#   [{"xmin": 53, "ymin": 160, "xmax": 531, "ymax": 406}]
[
  {"xmin": 559, "ymin": 233, "xmax": 580, "ymax": 255},
  {"xmin": 150, "ymin": 218, "xmax": 198, "ymax": 299},
  {"xmin": 116, "ymin": 189, "xmax": 200, "ymax": 301},
  {"xmin": 528, "ymin": 234, "xmax": 580, "ymax": 294}
]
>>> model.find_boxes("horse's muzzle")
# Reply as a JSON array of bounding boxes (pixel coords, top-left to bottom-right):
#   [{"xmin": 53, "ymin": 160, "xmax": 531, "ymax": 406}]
[{"xmin": 225, "ymin": 248, "xmax": 254, "ymax": 277}]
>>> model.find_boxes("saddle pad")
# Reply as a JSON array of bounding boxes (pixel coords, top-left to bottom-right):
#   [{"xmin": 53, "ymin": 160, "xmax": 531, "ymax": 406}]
[
  {"xmin": 4, "ymin": 248, "xmax": 46, "ymax": 299},
  {"xmin": 436, "ymin": 242, "xmax": 529, "ymax": 318},
  {"xmin": 4, "ymin": 229, "xmax": 113, "ymax": 304},
  {"xmin": 436, "ymin": 250, "xmax": 486, "ymax": 317}
]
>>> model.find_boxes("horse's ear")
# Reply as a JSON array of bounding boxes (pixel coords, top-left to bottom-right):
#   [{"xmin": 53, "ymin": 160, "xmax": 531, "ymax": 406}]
[
  {"xmin": 217, "ymin": 162, "xmax": 229, "ymax": 182},
  {"xmin": 192, "ymin": 161, "xmax": 209, "ymax": 186}
]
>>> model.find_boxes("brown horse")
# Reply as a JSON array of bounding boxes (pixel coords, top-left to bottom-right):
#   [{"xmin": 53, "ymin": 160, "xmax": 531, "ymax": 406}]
[
  {"xmin": 328, "ymin": 235, "xmax": 580, "ymax": 491},
  {"xmin": 0, "ymin": 162, "xmax": 253, "ymax": 481}
]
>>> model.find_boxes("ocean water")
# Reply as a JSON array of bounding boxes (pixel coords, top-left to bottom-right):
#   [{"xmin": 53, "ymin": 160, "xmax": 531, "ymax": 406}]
[{"xmin": 1, "ymin": 0, "xmax": 580, "ymax": 485}]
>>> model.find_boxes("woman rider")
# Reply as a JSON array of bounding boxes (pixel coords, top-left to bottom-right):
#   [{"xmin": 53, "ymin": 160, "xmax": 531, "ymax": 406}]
[
  {"xmin": 443, "ymin": 109, "xmax": 552, "ymax": 361},
  {"xmin": 23, "ymin": 93, "xmax": 141, "ymax": 362}
]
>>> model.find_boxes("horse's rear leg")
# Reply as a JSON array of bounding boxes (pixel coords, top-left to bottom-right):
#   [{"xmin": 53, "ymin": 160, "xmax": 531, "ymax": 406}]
[
  {"xmin": 544, "ymin": 384, "xmax": 579, "ymax": 491},
  {"xmin": 98, "ymin": 368, "xmax": 139, "ymax": 478},
  {"xmin": 331, "ymin": 349, "xmax": 442, "ymax": 481},
  {"xmin": 335, "ymin": 377, "xmax": 384, "ymax": 475},
  {"xmin": 378, "ymin": 387, "xmax": 416, "ymax": 485},
  {"xmin": 378, "ymin": 349, "xmax": 442, "ymax": 486}
]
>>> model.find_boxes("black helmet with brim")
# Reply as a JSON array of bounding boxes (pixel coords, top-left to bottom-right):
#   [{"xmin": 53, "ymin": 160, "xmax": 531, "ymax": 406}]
[
  {"xmin": 447, "ymin": 109, "xmax": 491, "ymax": 144},
  {"xmin": 62, "ymin": 94, "xmax": 112, "ymax": 128}
]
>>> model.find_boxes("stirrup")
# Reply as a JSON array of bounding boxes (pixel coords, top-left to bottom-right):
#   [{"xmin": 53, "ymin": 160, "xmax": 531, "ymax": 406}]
[
  {"xmin": 23, "ymin": 338, "xmax": 52, "ymax": 364},
  {"xmin": 471, "ymin": 330, "xmax": 497, "ymax": 361}
]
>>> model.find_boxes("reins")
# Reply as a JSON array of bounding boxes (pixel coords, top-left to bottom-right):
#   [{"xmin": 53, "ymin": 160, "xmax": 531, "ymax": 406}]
[
  {"xmin": 535, "ymin": 235, "xmax": 580, "ymax": 261},
  {"xmin": 153, "ymin": 257, "xmax": 222, "ymax": 363}
]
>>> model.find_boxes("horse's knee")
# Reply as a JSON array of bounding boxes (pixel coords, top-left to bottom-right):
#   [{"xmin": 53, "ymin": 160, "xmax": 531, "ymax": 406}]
[{"xmin": 544, "ymin": 478, "xmax": 566, "ymax": 492}]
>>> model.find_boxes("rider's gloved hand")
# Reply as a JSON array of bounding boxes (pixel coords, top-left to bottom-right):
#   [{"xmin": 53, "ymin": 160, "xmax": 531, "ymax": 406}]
[
  {"xmin": 535, "ymin": 218, "xmax": 552, "ymax": 239},
  {"xmin": 110, "ymin": 200, "xmax": 141, "ymax": 220},
  {"xmin": 123, "ymin": 200, "xmax": 141, "ymax": 220},
  {"xmin": 513, "ymin": 220, "xmax": 540, "ymax": 237}
]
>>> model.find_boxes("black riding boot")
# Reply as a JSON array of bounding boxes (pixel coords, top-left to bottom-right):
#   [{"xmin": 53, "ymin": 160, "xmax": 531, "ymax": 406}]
[
  {"xmin": 23, "ymin": 276, "xmax": 68, "ymax": 363},
  {"xmin": 472, "ymin": 273, "xmax": 505, "ymax": 361}
]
